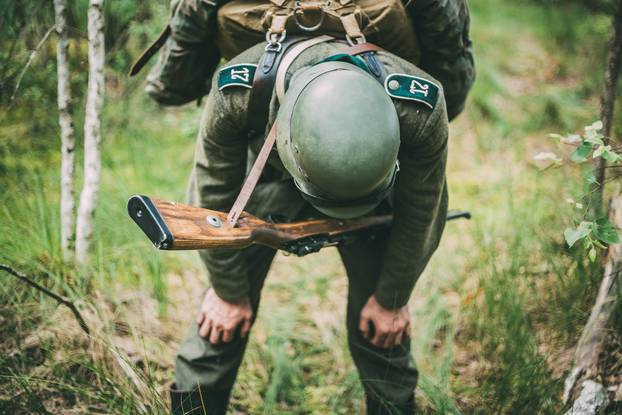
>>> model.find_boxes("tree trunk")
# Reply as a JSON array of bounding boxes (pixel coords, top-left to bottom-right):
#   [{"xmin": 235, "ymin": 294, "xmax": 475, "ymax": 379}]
[
  {"xmin": 75, "ymin": 0, "xmax": 105, "ymax": 265},
  {"xmin": 563, "ymin": 189, "xmax": 622, "ymax": 404},
  {"xmin": 53, "ymin": 0, "xmax": 76, "ymax": 262},
  {"xmin": 594, "ymin": 0, "xmax": 622, "ymax": 213}
]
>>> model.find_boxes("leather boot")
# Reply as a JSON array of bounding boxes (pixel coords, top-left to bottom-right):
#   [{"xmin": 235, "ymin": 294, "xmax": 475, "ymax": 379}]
[
  {"xmin": 366, "ymin": 394, "xmax": 416, "ymax": 415},
  {"xmin": 170, "ymin": 383, "xmax": 231, "ymax": 415}
]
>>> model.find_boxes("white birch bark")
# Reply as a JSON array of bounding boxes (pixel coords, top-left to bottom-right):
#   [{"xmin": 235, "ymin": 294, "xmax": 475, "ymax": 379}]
[
  {"xmin": 53, "ymin": 0, "xmax": 76, "ymax": 262},
  {"xmin": 75, "ymin": 0, "xmax": 105, "ymax": 265}
]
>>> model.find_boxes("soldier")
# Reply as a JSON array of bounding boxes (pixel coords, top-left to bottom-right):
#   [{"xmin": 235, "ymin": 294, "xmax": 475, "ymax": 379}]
[{"xmin": 171, "ymin": 36, "xmax": 454, "ymax": 415}]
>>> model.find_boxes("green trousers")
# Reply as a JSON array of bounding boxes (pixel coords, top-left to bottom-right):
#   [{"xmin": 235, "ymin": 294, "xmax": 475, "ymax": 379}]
[{"xmin": 174, "ymin": 178, "xmax": 418, "ymax": 414}]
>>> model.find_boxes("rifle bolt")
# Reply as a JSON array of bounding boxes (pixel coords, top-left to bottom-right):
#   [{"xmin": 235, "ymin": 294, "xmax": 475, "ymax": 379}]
[{"xmin": 207, "ymin": 215, "xmax": 222, "ymax": 228}]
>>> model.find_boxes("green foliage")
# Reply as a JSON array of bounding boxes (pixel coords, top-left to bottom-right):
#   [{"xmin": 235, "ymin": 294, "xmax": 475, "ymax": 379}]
[{"xmin": 539, "ymin": 121, "xmax": 622, "ymax": 260}]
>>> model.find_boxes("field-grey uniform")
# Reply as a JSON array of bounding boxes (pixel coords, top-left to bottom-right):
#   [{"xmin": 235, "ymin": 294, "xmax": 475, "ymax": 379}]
[{"xmin": 173, "ymin": 39, "xmax": 449, "ymax": 415}]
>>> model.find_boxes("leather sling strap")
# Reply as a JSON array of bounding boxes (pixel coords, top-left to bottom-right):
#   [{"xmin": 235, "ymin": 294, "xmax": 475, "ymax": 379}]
[
  {"xmin": 275, "ymin": 35, "xmax": 335, "ymax": 102},
  {"xmin": 246, "ymin": 36, "xmax": 308, "ymax": 135},
  {"xmin": 346, "ymin": 42, "xmax": 385, "ymax": 55},
  {"xmin": 226, "ymin": 122, "xmax": 278, "ymax": 227}
]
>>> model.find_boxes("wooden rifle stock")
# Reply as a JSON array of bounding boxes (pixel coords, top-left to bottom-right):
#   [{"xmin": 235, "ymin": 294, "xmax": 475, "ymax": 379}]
[{"xmin": 128, "ymin": 195, "xmax": 471, "ymax": 256}]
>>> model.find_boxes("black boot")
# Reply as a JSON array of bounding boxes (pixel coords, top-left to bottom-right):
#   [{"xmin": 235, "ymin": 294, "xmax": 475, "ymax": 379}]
[
  {"xmin": 366, "ymin": 394, "xmax": 416, "ymax": 415},
  {"xmin": 170, "ymin": 383, "xmax": 231, "ymax": 415}
]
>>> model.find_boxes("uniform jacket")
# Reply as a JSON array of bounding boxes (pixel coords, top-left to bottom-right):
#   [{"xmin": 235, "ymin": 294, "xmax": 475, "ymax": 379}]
[{"xmin": 189, "ymin": 39, "xmax": 449, "ymax": 309}]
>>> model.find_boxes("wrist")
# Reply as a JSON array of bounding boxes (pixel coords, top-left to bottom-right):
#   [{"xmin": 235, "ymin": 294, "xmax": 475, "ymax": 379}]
[
  {"xmin": 373, "ymin": 291, "xmax": 407, "ymax": 311},
  {"xmin": 211, "ymin": 287, "xmax": 249, "ymax": 304}
]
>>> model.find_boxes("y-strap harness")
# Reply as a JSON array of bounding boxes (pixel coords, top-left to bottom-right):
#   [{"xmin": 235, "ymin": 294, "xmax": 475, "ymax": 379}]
[{"xmin": 226, "ymin": 34, "xmax": 388, "ymax": 227}]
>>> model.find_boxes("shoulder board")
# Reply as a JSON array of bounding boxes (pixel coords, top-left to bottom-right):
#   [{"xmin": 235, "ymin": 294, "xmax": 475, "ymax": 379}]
[
  {"xmin": 218, "ymin": 64, "xmax": 257, "ymax": 91},
  {"xmin": 384, "ymin": 73, "xmax": 440, "ymax": 110}
]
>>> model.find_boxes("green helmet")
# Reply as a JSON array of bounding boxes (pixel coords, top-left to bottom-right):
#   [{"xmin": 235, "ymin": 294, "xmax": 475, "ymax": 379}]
[{"xmin": 276, "ymin": 61, "xmax": 400, "ymax": 219}]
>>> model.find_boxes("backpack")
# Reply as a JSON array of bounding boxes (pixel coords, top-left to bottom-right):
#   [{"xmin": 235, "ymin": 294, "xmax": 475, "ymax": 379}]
[
  {"xmin": 215, "ymin": 0, "xmax": 419, "ymax": 62},
  {"xmin": 131, "ymin": 0, "xmax": 474, "ymax": 119}
]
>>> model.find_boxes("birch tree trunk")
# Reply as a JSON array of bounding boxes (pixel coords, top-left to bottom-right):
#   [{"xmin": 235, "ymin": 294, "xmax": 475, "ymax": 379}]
[
  {"xmin": 75, "ymin": 0, "xmax": 105, "ymax": 265},
  {"xmin": 53, "ymin": 0, "xmax": 76, "ymax": 262}
]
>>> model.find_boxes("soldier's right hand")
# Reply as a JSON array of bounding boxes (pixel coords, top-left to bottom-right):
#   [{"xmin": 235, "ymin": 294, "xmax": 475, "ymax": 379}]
[{"xmin": 197, "ymin": 288, "xmax": 253, "ymax": 345}]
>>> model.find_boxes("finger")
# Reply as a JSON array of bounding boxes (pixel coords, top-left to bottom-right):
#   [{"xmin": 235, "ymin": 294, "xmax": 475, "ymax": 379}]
[
  {"xmin": 222, "ymin": 326, "xmax": 235, "ymax": 343},
  {"xmin": 241, "ymin": 318, "xmax": 252, "ymax": 338},
  {"xmin": 359, "ymin": 316, "xmax": 370, "ymax": 339},
  {"xmin": 196, "ymin": 311, "xmax": 205, "ymax": 325},
  {"xmin": 198, "ymin": 319, "xmax": 212, "ymax": 339},
  {"xmin": 371, "ymin": 330, "xmax": 387, "ymax": 348},
  {"xmin": 209, "ymin": 325, "xmax": 222, "ymax": 345},
  {"xmin": 394, "ymin": 328, "xmax": 404, "ymax": 347},
  {"xmin": 383, "ymin": 332, "xmax": 397, "ymax": 349}
]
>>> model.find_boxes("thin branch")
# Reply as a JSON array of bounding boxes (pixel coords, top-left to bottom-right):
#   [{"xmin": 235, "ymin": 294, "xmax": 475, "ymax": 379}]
[
  {"xmin": 0, "ymin": 264, "xmax": 90, "ymax": 335},
  {"xmin": 9, "ymin": 24, "xmax": 57, "ymax": 105}
]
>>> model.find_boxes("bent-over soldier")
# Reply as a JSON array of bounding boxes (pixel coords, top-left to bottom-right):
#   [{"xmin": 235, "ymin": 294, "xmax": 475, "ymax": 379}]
[{"xmin": 171, "ymin": 37, "xmax": 452, "ymax": 415}]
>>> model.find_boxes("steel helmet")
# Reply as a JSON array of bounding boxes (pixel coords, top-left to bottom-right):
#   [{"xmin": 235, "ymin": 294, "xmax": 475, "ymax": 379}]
[{"xmin": 276, "ymin": 61, "xmax": 400, "ymax": 219}]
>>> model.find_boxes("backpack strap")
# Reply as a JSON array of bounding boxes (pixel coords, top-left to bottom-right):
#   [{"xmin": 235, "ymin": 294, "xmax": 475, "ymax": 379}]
[
  {"xmin": 344, "ymin": 42, "xmax": 387, "ymax": 84},
  {"xmin": 246, "ymin": 36, "xmax": 307, "ymax": 136}
]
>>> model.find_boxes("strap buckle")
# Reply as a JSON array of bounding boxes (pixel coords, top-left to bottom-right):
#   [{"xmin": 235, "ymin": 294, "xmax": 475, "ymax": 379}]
[
  {"xmin": 293, "ymin": 1, "xmax": 330, "ymax": 32},
  {"xmin": 346, "ymin": 33, "xmax": 367, "ymax": 46},
  {"xmin": 265, "ymin": 30, "xmax": 287, "ymax": 52}
]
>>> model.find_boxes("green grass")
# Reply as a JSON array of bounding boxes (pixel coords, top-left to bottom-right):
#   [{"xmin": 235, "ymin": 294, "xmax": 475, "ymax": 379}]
[{"xmin": 1, "ymin": 0, "xmax": 621, "ymax": 413}]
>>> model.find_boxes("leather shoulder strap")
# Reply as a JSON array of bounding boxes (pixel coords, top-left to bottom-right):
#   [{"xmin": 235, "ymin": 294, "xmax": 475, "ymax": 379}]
[
  {"xmin": 343, "ymin": 42, "xmax": 387, "ymax": 84},
  {"xmin": 246, "ymin": 36, "xmax": 307, "ymax": 135},
  {"xmin": 345, "ymin": 42, "xmax": 385, "ymax": 56}
]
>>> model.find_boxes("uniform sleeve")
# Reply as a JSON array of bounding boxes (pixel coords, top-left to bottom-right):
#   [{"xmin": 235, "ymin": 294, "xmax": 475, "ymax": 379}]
[
  {"xmin": 408, "ymin": 0, "xmax": 475, "ymax": 120},
  {"xmin": 191, "ymin": 78, "xmax": 251, "ymax": 302},
  {"xmin": 374, "ymin": 97, "xmax": 449, "ymax": 310}
]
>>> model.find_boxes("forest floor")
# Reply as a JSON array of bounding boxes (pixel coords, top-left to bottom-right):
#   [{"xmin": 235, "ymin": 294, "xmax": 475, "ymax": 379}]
[{"xmin": 1, "ymin": 0, "xmax": 621, "ymax": 414}]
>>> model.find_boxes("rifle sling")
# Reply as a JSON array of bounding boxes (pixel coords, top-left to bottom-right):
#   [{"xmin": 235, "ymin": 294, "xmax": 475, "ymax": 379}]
[{"xmin": 227, "ymin": 123, "xmax": 278, "ymax": 227}]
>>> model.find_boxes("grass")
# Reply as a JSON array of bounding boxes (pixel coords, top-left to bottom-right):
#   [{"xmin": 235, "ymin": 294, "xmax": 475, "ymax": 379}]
[{"xmin": 1, "ymin": 0, "xmax": 621, "ymax": 413}]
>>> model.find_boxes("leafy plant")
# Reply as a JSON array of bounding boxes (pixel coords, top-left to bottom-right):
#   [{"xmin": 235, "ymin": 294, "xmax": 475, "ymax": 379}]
[{"xmin": 535, "ymin": 121, "xmax": 621, "ymax": 259}]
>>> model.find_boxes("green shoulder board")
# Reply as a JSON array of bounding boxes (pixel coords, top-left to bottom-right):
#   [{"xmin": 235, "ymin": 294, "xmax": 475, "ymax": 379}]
[
  {"xmin": 218, "ymin": 64, "xmax": 257, "ymax": 91},
  {"xmin": 384, "ymin": 73, "xmax": 440, "ymax": 109}
]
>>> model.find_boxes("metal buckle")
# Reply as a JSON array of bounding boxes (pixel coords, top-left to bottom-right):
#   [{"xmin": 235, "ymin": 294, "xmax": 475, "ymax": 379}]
[
  {"xmin": 265, "ymin": 30, "xmax": 287, "ymax": 52},
  {"xmin": 293, "ymin": 1, "xmax": 330, "ymax": 32},
  {"xmin": 346, "ymin": 33, "xmax": 367, "ymax": 46}
]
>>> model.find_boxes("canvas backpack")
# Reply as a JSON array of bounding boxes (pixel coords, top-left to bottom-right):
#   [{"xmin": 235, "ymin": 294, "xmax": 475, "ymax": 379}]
[
  {"xmin": 215, "ymin": 0, "xmax": 419, "ymax": 62},
  {"xmin": 131, "ymin": 0, "xmax": 474, "ymax": 119}
]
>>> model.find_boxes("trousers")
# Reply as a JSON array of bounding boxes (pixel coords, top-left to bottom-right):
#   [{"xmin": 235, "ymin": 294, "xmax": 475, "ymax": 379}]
[{"xmin": 174, "ymin": 178, "xmax": 418, "ymax": 414}]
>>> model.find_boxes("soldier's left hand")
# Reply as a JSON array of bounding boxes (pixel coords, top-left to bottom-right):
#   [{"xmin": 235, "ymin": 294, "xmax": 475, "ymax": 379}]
[{"xmin": 359, "ymin": 294, "xmax": 412, "ymax": 349}]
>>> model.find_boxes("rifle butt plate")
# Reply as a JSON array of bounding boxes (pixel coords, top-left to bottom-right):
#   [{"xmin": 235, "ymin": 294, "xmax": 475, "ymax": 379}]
[{"xmin": 127, "ymin": 195, "xmax": 174, "ymax": 250}]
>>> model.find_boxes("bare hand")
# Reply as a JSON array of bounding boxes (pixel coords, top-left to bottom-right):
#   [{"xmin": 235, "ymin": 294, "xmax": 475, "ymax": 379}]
[
  {"xmin": 359, "ymin": 294, "xmax": 412, "ymax": 349},
  {"xmin": 197, "ymin": 288, "xmax": 253, "ymax": 345}
]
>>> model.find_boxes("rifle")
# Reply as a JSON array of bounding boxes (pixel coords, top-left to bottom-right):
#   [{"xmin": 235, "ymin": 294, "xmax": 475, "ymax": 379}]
[{"xmin": 128, "ymin": 195, "xmax": 471, "ymax": 257}]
